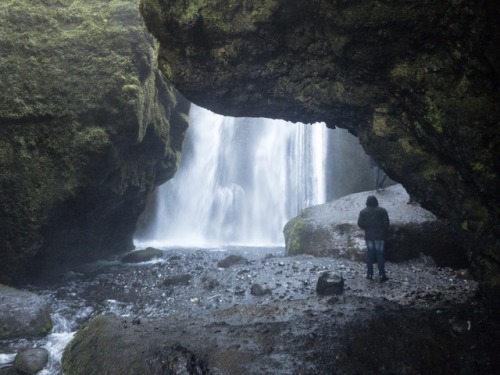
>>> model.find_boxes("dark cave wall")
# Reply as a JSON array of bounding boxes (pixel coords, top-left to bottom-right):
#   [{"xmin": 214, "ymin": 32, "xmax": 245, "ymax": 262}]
[
  {"xmin": 0, "ymin": 0, "xmax": 189, "ymax": 282},
  {"xmin": 140, "ymin": 0, "xmax": 500, "ymax": 308}
]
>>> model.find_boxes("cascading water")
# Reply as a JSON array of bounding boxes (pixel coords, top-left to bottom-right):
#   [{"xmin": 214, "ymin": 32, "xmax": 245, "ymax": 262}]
[{"xmin": 137, "ymin": 104, "xmax": 329, "ymax": 248}]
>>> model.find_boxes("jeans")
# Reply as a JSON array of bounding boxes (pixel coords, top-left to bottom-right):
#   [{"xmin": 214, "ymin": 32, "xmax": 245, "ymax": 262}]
[{"xmin": 366, "ymin": 240, "xmax": 385, "ymax": 277}]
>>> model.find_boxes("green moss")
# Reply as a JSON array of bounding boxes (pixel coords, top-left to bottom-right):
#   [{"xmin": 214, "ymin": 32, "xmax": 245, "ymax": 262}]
[
  {"xmin": 424, "ymin": 98, "xmax": 445, "ymax": 134},
  {"xmin": 284, "ymin": 215, "xmax": 309, "ymax": 256},
  {"xmin": 0, "ymin": 0, "xmax": 152, "ymax": 120}
]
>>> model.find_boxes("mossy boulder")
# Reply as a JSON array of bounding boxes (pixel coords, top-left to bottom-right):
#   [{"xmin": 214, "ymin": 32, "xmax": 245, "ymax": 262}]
[
  {"xmin": 0, "ymin": 0, "xmax": 189, "ymax": 282},
  {"xmin": 141, "ymin": 0, "xmax": 500, "ymax": 314},
  {"xmin": 284, "ymin": 184, "xmax": 468, "ymax": 268},
  {"xmin": 0, "ymin": 284, "xmax": 52, "ymax": 340},
  {"xmin": 13, "ymin": 348, "xmax": 49, "ymax": 375}
]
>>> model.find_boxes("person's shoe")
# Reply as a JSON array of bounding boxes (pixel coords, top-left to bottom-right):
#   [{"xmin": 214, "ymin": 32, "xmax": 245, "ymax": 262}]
[
  {"xmin": 379, "ymin": 275, "xmax": 389, "ymax": 283},
  {"xmin": 366, "ymin": 274, "xmax": 373, "ymax": 280}
]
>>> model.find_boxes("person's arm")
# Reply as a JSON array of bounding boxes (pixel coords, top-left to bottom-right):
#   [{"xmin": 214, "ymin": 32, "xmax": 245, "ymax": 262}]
[
  {"xmin": 383, "ymin": 210, "xmax": 390, "ymax": 234},
  {"xmin": 357, "ymin": 211, "xmax": 365, "ymax": 230}
]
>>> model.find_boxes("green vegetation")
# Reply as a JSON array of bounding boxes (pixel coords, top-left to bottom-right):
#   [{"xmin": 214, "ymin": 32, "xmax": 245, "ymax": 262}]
[{"xmin": 0, "ymin": 0, "xmax": 153, "ymax": 120}]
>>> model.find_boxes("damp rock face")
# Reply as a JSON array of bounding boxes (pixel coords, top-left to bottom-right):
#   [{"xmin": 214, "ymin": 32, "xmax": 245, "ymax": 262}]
[
  {"xmin": 140, "ymin": 0, "xmax": 500, "ymax": 313},
  {"xmin": 0, "ymin": 0, "xmax": 189, "ymax": 282}
]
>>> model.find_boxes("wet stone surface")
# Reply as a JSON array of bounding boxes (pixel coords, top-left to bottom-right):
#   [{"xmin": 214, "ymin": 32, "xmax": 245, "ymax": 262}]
[
  {"xmin": 19, "ymin": 247, "xmax": 500, "ymax": 374},
  {"xmin": 30, "ymin": 247, "xmax": 478, "ymax": 320}
]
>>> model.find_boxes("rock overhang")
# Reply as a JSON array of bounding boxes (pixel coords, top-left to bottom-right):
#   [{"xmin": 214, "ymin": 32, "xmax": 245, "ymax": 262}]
[{"xmin": 140, "ymin": 0, "xmax": 500, "ymax": 313}]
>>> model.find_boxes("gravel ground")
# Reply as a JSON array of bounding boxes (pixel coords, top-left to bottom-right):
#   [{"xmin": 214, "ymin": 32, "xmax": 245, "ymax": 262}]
[{"xmin": 25, "ymin": 247, "xmax": 500, "ymax": 375}]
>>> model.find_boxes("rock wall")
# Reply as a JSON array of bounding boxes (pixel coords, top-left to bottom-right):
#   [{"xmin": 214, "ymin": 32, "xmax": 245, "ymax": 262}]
[
  {"xmin": 140, "ymin": 0, "xmax": 500, "ymax": 311},
  {"xmin": 0, "ymin": 0, "xmax": 189, "ymax": 282}
]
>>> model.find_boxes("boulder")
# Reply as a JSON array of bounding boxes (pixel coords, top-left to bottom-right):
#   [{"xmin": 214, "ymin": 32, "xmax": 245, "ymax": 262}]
[
  {"xmin": 284, "ymin": 184, "xmax": 468, "ymax": 268},
  {"xmin": 0, "ymin": 0, "xmax": 189, "ymax": 283},
  {"xmin": 0, "ymin": 285, "xmax": 52, "ymax": 340},
  {"xmin": 13, "ymin": 348, "xmax": 49, "ymax": 375}
]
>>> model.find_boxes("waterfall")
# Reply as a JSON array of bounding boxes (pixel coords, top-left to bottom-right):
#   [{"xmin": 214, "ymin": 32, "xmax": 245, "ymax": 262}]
[{"xmin": 137, "ymin": 104, "xmax": 329, "ymax": 248}]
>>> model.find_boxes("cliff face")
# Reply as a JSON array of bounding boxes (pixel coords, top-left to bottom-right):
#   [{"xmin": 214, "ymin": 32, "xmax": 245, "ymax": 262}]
[
  {"xmin": 140, "ymin": 0, "xmax": 500, "ymax": 308},
  {"xmin": 0, "ymin": 0, "xmax": 189, "ymax": 282}
]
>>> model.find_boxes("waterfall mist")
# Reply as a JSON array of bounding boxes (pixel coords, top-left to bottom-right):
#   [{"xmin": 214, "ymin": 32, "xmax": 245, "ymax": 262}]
[{"xmin": 136, "ymin": 105, "xmax": 329, "ymax": 248}]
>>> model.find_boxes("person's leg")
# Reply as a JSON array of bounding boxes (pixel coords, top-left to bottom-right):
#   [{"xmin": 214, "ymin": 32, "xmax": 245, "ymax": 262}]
[
  {"xmin": 374, "ymin": 240, "xmax": 387, "ymax": 280},
  {"xmin": 366, "ymin": 241, "xmax": 375, "ymax": 279}
]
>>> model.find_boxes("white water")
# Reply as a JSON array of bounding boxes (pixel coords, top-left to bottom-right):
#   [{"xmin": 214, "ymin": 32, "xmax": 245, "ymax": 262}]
[{"xmin": 137, "ymin": 104, "xmax": 329, "ymax": 248}]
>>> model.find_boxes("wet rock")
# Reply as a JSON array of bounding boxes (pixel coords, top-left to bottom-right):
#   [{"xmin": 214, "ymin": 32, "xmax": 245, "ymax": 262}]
[
  {"xmin": 121, "ymin": 248, "xmax": 163, "ymax": 263},
  {"xmin": 217, "ymin": 254, "xmax": 248, "ymax": 268},
  {"xmin": 162, "ymin": 274, "xmax": 192, "ymax": 287},
  {"xmin": 250, "ymin": 283, "xmax": 270, "ymax": 296},
  {"xmin": 0, "ymin": 285, "xmax": 52, "ymax": 340},
  {"xmin": 201, "ymin": 276, "xmax": 220, "ymax": 291},
  {"xmin": 284, "ymin": 185, "xmax": 468, "ymax": 268},
  {"xmin": 62, "ymin": 315, "xmax": 208, "ymax": 375},
  {"xmin": 13, "ymin": 348, "xmax": 49, "ymax": 375},
  {"xmin": 316, "ymin": 272, "xmax": 344, "ymax": 296}
]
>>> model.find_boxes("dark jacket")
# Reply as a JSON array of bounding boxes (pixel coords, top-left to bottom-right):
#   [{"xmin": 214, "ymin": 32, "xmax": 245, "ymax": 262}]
[{"xmin": 357, "ymin": 204, "xmax": 390, "ymax": 241}]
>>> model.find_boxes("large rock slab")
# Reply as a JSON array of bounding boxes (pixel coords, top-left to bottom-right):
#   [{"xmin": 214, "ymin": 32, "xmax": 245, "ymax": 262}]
[
  {"xmin": 0, "ymin": 0, "xmax": 189, "ymax": 282},
  {"xmin": 284, "ymin": 185, "xmax": 468, "ymax": 268},
  {"xmin": 62, "ymin": 298, "xmax": 499, "ymax": 375},
  {"xmin": 0, "ymin": 285, "xmax": 52, "ymax": 340}
]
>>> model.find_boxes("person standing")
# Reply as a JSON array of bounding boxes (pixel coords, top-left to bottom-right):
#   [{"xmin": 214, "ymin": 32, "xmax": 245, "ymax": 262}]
[{"xmin": 357, "ymin": 195, "xmax": 390, "ymax": 282}]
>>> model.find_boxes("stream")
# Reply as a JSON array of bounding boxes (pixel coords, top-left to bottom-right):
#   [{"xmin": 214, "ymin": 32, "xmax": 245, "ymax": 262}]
[{"xmin": 0, "ymin": 246, "xmax": 285, "ymax": 374}]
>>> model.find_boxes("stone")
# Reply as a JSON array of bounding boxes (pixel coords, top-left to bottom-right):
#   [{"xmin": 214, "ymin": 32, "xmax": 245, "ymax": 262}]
[
  {"xmin": 13, "ymin": 348, "xmax": 49, "ymax": 375},
  {"xmin": 316, "ymin": 272, "xmax": 344, "ymax": 296},
  {"xmin": 250, "ymin": 283, "xmax": 269, "ymax": 296},
  {"xmin": 217, "ymin": 255, "xmax": 248, "ymax": 269},
  {"xmin": 0, "ymin": 285, "xmax": 52, "ymax": 340}
]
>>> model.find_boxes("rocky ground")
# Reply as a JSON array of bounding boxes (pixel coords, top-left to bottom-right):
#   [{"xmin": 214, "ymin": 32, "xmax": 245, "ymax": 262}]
[{"xmin": 58, "ymin": 247, "xmax": 500, "ymax": 374}]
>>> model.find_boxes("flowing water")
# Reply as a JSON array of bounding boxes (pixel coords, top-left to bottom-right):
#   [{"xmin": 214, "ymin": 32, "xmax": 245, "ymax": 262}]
[{"xmin": 136, "ymin": 104, "xmax": 329, "ymax": 248}]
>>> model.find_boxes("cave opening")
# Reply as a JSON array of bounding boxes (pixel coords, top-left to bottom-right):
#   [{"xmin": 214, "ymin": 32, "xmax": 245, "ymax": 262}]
[{"xmin": 134, "ymin": 104, "xmax": 374, "ymax": 249}]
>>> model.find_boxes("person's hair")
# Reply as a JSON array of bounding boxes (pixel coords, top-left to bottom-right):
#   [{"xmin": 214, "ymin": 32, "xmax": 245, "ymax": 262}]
[{"xmin": 366, "ymin": 195, "xmax": 379, "ymax": 207}]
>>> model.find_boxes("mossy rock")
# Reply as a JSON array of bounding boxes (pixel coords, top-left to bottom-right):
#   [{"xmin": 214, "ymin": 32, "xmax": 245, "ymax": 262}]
[{"xmin": 0, "ymin": 285, "xmax": 52, "ymax": 340}]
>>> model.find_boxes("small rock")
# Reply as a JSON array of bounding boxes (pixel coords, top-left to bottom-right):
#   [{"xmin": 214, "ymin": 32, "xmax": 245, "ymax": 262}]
[
  {"xmin": 316, "ymin": 272, "xmax": 344, "ymax": 296},
  {"xmin": 14, "ymin": 348, "xmax": 49, "ymax": 374},
  {"xmin": 217, "ymin": 255, "xmax": 247, "ymax": 268},
  {"xmin": 250, "ymin": 283, "xmax": 270, "ymax": 296},
  {"xmin": 162, "ymin": 274, "xmax": 192, "ymax": 287}
]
